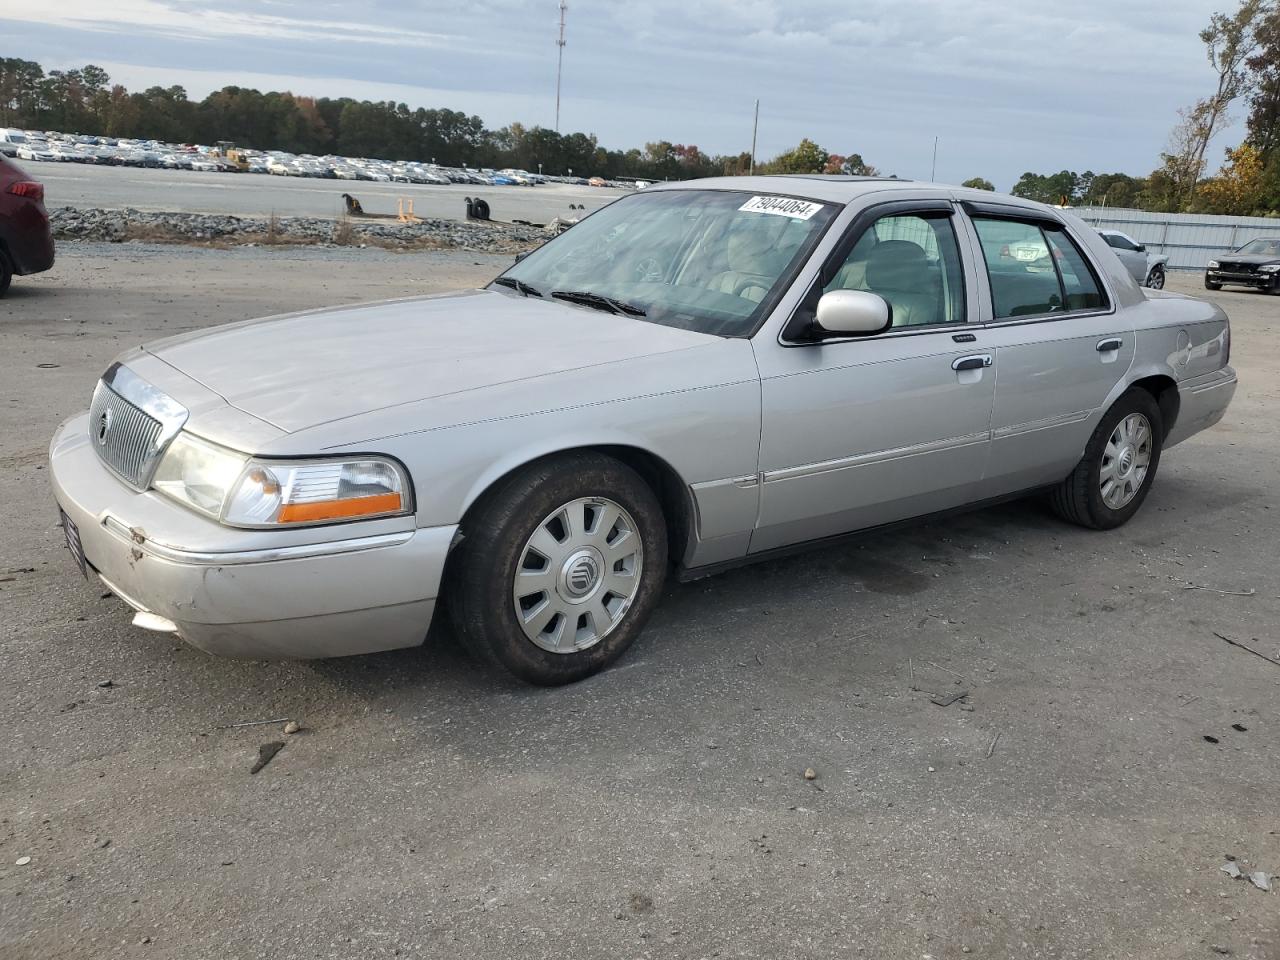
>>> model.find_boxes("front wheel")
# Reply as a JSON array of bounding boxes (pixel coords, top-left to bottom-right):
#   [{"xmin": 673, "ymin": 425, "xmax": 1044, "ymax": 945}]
[
  {"xmin": 449, "ymin": 452, "xmax": 668, "ymax": 685},
  {"xmin": 1204, "ymin": 276, "xmax": 1222, "ymax": 291},
  {"xmin": 1146, "ymin": 265, "xmax": 1166, "ymax": 290},
  {"xmin": 1050, "ymin": 389, "xmax": 1164, "ymax": 530}
]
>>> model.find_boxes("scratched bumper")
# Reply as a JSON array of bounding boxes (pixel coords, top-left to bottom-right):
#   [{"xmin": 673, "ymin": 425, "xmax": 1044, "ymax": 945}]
[{"xmin": 49, "ymin": 413, "xmax": 453, "ymax": 659}]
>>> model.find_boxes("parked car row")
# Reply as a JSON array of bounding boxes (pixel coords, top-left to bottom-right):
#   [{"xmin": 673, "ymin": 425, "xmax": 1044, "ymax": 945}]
[{"xmin": 0, "ymin": 127, "xmax": 633, "ymax": 189}]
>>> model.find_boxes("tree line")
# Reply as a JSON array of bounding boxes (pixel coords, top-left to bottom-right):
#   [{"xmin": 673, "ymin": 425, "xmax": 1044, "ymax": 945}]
[{"xmin": 0, "ymin": 57, "xmax": 756, "ymax": 181}]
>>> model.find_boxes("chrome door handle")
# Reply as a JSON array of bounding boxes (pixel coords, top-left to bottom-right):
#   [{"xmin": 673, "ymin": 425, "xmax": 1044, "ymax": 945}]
[
  {"xmin": 952, "ymin": 354, "xmax": 993, "ymax": 371},
  {"xmin": 1096, "ymin": 338, "xmax": 1123, "ymax": 352}
]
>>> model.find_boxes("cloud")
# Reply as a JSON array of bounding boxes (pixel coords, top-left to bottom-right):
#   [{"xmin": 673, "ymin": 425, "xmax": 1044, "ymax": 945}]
[{"xmin": 0, "ymin": 0, "xmax": 452, "ymax": 47}]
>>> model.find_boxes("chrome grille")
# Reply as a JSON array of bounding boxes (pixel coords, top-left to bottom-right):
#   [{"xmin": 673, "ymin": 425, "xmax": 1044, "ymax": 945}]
[{"xmin": 88, "ymin": 381, "xmax": 165, "ymax": 487}]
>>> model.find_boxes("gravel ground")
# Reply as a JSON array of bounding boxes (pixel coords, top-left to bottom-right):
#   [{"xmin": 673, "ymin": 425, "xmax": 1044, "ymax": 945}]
[
  {"xmin": 48, "ymin": 208, "xmax": 554, "ymax": 253},
  {"xmin": 1, "ymin": 248, "xmax": 1278, "ymax": 960}
]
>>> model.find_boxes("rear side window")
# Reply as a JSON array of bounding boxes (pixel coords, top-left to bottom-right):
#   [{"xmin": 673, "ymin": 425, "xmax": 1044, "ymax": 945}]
[
  {"xmin": 973, "ymin": 218, "xmax": 1108, "ymax": 319},
  {"xmin": 1045, "ymin": 230, "xmax": 1107, "ymax": 311}
]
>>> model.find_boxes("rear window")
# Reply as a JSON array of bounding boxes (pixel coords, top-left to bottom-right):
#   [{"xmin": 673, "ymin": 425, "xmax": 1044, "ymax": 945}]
[{"xmin": 974, "ymin": 218, "xmax": 1108, "ymax": 319}]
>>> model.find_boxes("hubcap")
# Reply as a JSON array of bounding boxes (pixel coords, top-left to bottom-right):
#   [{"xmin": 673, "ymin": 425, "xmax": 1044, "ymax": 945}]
[
  {"xmin": 512, "ymin": 497, "xmax": 644, "ymax": 654},
  {"xmin": 1099, "ymin": 413, "xmax": 1153, "ymax": 510}
]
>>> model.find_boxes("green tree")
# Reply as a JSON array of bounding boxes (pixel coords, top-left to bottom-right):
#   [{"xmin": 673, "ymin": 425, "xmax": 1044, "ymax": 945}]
[
  {"xmin": 1011, "ymin": 170, "xmax": 1081, "ymax": 205},
  {"xmin": 961, "ymin": 177, "xmax": 995, "ymax": 190},
  {"xmin": 763, "ymin": 138, "xmax": 829, "ymax": 174}
]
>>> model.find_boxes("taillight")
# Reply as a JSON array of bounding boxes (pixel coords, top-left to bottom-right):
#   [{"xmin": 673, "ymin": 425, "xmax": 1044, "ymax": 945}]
[{"xmin": 7, "ymin": 181, "xmax": 44, "ymax": 202}]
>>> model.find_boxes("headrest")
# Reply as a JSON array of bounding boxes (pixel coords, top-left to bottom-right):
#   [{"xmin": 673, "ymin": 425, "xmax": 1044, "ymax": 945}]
[{"xmin": 865, "ymin": 240, "xmax": 927, "ymax": 292}]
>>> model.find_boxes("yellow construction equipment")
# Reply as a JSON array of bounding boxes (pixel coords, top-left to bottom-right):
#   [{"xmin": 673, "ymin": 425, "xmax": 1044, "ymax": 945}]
[{"xmin": 212, "ymin": 141, "xmax": 250, "ymax": 172}]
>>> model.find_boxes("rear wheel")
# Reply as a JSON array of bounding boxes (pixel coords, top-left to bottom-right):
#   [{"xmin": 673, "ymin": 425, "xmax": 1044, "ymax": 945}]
[
  {"xmin": 1146, "ymin": 265, "xmax": 1166, "ymax": 290},
  {"xmin": 449, "ymin": 452, "xmax": 668, "ymax": 685},
  {"xmin": 1050, "ymin": 389, "xmax": 1163, "ymax": 530},
  {"xmin": 0, "ymin": 250, "xmax": 12, "ymax": 297}
]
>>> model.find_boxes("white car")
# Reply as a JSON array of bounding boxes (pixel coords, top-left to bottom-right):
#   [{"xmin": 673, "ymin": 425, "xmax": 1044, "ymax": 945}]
[
  {"xmin": 16, "ymin": 144, "xmax": 57, "ymax": 163},
  {"xmin": 1098, "ymin": 230, "xmax": 1168, "ymax": 289}
]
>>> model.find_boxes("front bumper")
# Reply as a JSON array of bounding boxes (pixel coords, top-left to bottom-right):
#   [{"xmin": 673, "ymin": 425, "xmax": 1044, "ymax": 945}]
[
  {"xmin": 1206, "ymin": 270, "xmax": 1275, "ymax": 289},
  {"xmin": 50, "ymin": 413, "xmax": 456, "ymax": 659}
]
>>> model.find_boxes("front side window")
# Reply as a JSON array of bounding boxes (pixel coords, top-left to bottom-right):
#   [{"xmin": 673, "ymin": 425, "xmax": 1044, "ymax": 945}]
[
  {"xmin": 824, "ymin": 214, "xmax": 966, "ymax": 327},
  {"xmin": 973, "ymin": 218, "xmax": 1107, "ymax": 319},
  {"xmin": 497, "ymin": 190, "xmax": 837, "ymax": 337}
]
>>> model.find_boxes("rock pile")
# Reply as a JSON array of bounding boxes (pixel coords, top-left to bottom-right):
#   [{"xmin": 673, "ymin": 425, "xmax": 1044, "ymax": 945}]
[{"xmin": 48, "ymin": 207, "xmax": 550, "ymax": 254}]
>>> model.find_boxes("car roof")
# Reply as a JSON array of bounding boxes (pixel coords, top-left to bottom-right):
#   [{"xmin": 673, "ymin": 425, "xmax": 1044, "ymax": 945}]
[{"xmin": 648, "ymin": 174, "xmax": 1053, "ymax": 213}]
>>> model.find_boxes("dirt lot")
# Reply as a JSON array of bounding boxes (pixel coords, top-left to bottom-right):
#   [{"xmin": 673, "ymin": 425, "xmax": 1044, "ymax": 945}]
[{"xmin": 1, "ymin": 246, "xmax": 1277, "ymax": 960}]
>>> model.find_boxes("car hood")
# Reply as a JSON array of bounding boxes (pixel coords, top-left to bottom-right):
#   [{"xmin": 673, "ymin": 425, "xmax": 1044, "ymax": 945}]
[
  {"xmin": 143, "ymin": 289, "xmax": 721, "ymax": 433},
  {"xmin": 1215, "ymin": 253, "xmax": 1280, "ymax": 265}
]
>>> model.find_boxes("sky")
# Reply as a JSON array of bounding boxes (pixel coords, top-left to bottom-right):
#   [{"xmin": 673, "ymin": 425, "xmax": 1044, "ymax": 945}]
[{"xmin": 0, "ymin": 0, "xmax": 1246, "ymax": 190}]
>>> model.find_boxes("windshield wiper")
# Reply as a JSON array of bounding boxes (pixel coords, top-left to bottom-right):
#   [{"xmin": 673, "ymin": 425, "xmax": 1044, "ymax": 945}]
[
  {"xmin": 493, "ymin": 276, "xmax": 543, "ymax": 298},
  {"xmin": 550, "ymin": 289, "xmax": 647, "ymax": 317}
]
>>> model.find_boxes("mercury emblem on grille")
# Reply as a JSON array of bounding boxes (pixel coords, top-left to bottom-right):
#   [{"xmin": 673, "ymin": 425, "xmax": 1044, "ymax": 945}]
[{"xmin": 96, "ymin": 407, "xmax": 113, "ymax": 445}]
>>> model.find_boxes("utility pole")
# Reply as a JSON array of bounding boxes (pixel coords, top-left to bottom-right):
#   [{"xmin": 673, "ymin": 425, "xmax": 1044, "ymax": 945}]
[
  {"xmin": 749, "ymin": 99, "xmax": 759, "ymax": 175},
  {"xmin": 930, "ymin": 136, "xmax": 938, "ymax": 182},
  {"xmin": 555, "ymin": 1, "xmax": 568, "ymax": 133}
]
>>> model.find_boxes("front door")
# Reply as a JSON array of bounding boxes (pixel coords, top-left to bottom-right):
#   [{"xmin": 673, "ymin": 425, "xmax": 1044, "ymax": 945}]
[{"xmin": 751, "ymin": 204, "xmax": 996, "ymax": 553}]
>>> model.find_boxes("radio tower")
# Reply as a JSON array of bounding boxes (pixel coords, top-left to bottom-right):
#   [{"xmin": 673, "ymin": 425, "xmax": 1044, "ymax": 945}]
[{"xmin": 555, "ymin": 1, "xmax": 568, "ymax": 132}]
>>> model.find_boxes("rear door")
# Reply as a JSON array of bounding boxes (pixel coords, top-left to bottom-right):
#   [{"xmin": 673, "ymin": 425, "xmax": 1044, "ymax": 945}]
[{"xmin": 959, "ymin": 204, "xmax": 1134, "ymax": 494}]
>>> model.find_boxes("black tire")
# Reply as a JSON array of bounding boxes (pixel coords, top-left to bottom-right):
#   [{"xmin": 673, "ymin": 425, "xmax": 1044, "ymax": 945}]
[
  {"xmin": 1050, "ymin": 388, "xmax": 1164, "ymax": 530},
  {"xmin": 449, "ymin": 452, "xmax": 668, "ymax": 685},
  {"xmin": 1204, "ymin": 276, "xmax": 1222, "ymax": 291},
  {"xmin": 1146, "ymin": 265, "xmax": 1165, "ymax": 290},
  {"xmin": 0, "ymin": 250, "xmax": 12, "ymax": 297},
  {"xmin": 1269, "ymin": 276, "xmax": 1280, "ymax": 296}
]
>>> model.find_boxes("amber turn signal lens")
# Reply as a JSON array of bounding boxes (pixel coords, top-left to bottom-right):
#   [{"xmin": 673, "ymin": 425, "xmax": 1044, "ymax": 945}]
[{"xmin": 277, "ymin": 492, "xmax": 403, "ymax": 524}]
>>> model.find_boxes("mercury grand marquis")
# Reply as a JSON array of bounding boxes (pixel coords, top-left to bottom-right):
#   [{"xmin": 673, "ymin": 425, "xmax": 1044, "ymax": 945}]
[{"xmin": 49, "ymin": 176, "xmax": 1237, "ymax": 684}]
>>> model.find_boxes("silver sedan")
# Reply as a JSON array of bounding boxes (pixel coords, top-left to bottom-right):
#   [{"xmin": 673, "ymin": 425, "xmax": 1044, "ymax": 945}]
[{"xmin": 49, "ymin": 176, "xmax": 1236, "ymax": 684}]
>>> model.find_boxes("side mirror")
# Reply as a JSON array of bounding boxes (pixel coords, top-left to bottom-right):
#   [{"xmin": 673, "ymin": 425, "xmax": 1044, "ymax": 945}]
[
  {"xmin": 1136, "ymin": 244, "xmax": 1147, "ymax": 253},
  {"xmin": 814, "ymin": 289, "xmax": 891, "ymax": 337},
  {"xmin": 514, "ymin": 251, "xmax": 529, "ymax": 263}
]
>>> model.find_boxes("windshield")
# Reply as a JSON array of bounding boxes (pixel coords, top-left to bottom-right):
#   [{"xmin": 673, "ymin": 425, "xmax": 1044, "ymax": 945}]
[
  {"xmin": 1236, "ymin": 238, "xmax": 1280, "ymax": 256},
  {"xmin": 495, "ymin": 189, "xmax": 837, "ymax": 336}
]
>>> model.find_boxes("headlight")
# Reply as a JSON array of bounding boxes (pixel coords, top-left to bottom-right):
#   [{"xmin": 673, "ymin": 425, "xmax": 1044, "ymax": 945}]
[
  {"xmin": 1259, "ymin": 263, "xmax": 1280, "ymax": 273},
  {"xmin": 1207, "ymin": 260, "xmax": 1220, "ymax": 269},
  {"xmin": 152, "ymin": 433, "xmax": 247, "ymax": 519},
  {"xmin": 223, "ymin": 458, "xmax": 411, "ymax": 526},
  {"xmin": 152, "ymin": 432, "xmax": 412, "ymax": 527}
]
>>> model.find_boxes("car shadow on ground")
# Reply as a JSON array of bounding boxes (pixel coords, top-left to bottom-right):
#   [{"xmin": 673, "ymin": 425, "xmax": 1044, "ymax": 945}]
[{"xmin": 298, "ymin": 495, "xmax": 1064, "ymax": 704}]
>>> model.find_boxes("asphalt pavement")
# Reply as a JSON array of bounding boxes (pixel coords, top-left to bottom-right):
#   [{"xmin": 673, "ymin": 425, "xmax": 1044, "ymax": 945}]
[
  {"xmin": 1, "ymin": 250, "xmax": 1278, "ymax": 960},
  {"xmin": 29, "ymin": 160, "xmax": 629, "ymax": 223}
]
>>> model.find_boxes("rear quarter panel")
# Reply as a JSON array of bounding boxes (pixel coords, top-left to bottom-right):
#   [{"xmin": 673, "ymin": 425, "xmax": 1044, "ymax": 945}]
[{"xmin": 1121, "ymin": 290, "xmax": 1233, "ymax": 446}]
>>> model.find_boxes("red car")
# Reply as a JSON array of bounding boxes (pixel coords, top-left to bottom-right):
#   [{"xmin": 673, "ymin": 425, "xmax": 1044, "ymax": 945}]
[{"xmin": 0, "ymin": 154, "xmax": 54, "ymax": 296}]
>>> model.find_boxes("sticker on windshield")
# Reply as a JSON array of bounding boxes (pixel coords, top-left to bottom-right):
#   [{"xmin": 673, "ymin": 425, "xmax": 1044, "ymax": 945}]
[{"xmin": 738, "ymin": 196, "xmax": 824, "ymax": 220}]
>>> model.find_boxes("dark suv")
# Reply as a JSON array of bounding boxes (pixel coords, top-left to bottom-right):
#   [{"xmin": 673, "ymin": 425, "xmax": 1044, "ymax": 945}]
[
  {"xmin": 0, "ymin": 155, "xmax": 54, "ymax": 296},
  {"xmin": 1205, "ymin": 238, "xmax": 1280, "ymax": 294}
]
